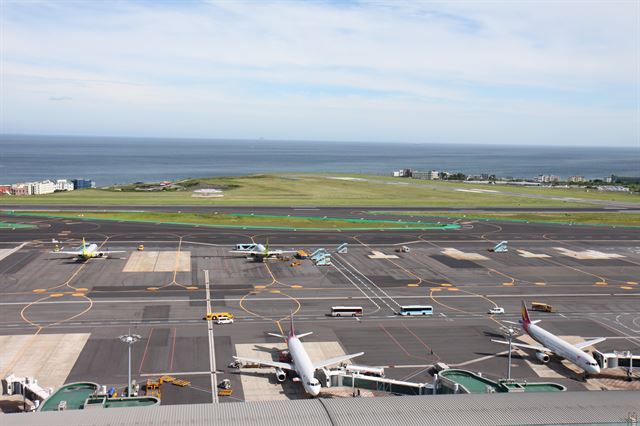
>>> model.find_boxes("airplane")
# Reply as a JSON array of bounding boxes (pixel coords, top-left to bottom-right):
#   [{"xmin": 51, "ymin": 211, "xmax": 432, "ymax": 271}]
[
  {"xmin": 50, "ymin": 238, "xmax": 125, "ymax": 261},
  {"xmin": 492, "ymin": 301, "xmax": 604, "ymax": 376},
  {"xmin": 229, "ymin": 241, "xmax": 296, "ymax": 261},
  {"xmin": 232, "ymin": 313, "xmax": 364, "ymax": 396}
]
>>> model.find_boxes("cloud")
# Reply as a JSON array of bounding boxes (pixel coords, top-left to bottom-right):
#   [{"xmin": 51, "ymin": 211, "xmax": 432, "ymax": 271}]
[
  {"xmin": 48, "ymin": 96, "xmax": 72, "ymax": 101},
  {"xmin": 0, "ymin": 0, "xmax": 637, "ymax": 145}
]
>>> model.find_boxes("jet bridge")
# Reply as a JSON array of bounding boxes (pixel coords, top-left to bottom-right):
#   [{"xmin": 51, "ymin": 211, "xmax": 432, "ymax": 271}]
[
  {"xmin": 318, "ymin": 368, "xmax": 432, "ymax": 396},
  {"xmin": 593, "ymin": 350, "xmax": 639, "ymax": 370}
]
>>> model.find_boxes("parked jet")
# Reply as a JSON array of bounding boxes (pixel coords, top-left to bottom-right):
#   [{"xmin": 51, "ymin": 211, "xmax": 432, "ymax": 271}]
[
  {"xmin": 492, "ymin": 301, "xmax": 604, "ymax": 375},
  {"xmin": 51, "ymin": 238, "xmax": 125, "ymax": 260},
  {"xmin": 233, "ymin": 314, "xmax": 364, "ymax": 396},
  {"xmin": 230, "ymin": 241, "xmax": 296, "ymax": 261}
]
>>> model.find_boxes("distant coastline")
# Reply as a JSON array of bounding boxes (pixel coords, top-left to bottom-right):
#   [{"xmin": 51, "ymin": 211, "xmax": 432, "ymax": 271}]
[{"xmin": 1, "ymin": 134, "xmax": 638, "ymax": 186}]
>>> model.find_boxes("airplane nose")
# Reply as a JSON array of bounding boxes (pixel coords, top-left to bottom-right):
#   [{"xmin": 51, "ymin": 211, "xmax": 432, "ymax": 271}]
[
  {"xmin": 591, "ymin": 365, "xmax": 600, "ymax": 375},
  {"xmin": 310, "ymin": 386, "xmax": 321, "ymax": 397}
]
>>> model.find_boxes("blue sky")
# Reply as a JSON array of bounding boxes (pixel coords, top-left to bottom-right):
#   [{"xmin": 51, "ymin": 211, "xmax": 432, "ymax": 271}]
[{"xmin": 1, "ymin": 0, "xmax": 638, "ymax": 146}]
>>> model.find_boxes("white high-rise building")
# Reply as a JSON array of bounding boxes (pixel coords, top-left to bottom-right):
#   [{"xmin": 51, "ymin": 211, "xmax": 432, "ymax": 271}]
[
  {"xmin": 428, "ymin": 170, "xmax": 440, "ymax": 180},
  {"xmin": 55, "ymin": 179, "xmax": 74, "ymax": 191},
  {"xmin": 33, "ymin": 180, "xmax": 56, "ymax": 195}
]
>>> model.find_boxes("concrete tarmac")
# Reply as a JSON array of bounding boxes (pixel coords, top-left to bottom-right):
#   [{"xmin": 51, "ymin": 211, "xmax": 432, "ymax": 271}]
[{"xmin": 0, "ymin": 211, "xmax": 639, "ymax": 404}]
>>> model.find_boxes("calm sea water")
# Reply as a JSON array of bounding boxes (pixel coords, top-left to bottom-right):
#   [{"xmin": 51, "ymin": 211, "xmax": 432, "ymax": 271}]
[{"xmin": 1, "ymin": 134, "xmax": 638, "ymax": 185}]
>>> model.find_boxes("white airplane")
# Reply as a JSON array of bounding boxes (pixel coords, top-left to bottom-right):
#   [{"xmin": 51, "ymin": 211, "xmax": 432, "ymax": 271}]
[
  {"xmin": 230, "ymin": 241, "xmax": 296, "ymax": 261},
  {"xmin": 233, "ymin": 314, "xmax": 364, "ymax": 396},
  {"xmin": 492, "ymin": 301, "xmax": 604, "ymax": 375},
  {"xmin": 51, "ymin": 238, "xmax": 125, "ymax": 261}
]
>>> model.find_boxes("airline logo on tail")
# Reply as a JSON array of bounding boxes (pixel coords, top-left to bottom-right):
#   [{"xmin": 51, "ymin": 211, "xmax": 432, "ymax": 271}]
[
  {"xmin": 289, "ymin": 311, "xmax": 296, "ymax": 338},
  {"xmin": 521, "ymin": 301, "xmax": 531, "ymax": 331},
  {"xmin": 81, "ymin": 238, "xmax": 89, "ymax": 257}
]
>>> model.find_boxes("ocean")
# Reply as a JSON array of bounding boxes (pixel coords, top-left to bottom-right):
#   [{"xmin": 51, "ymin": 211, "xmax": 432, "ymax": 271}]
[{"xmin": 0, "ymin": 134, "xmax": 638, "ymax": 186}]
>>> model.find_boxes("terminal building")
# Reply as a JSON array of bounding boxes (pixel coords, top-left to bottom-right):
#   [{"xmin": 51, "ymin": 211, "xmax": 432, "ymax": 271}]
[
  {"xmin": 412, "ymin": 170, "xmax": 440, "ymax": 180},
  {"xmin": 5, "ymin": 391, "xmax": 639, "ymax": 426}
]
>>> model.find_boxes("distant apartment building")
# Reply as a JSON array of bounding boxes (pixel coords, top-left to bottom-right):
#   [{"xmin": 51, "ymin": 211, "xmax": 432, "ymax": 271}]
[
  {"xmin": 537, "ymin": 174, "xmax": 560, "ymax": 183},
  {"xmin": 55, "ymin": 179, "xmax": 74, "ymax": 191},
  {"xmin": 11, "ymin": 183, "xmax": 32, "ymax": 196},
  {"xmin": 568, "ymin": 176, "xmax": 585, "ymax": 183},
  {"xmin": 32, "ymin": 180, "xmax": 56, "ymax": 195},
  {"xmin": 72, "ymin": 179, "xmax": 96, "ymax": 189}
]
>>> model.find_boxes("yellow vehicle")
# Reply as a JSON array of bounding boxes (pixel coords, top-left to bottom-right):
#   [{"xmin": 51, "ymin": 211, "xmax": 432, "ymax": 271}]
[
  {"xmin": 531, "ymin": 302, "xmax": 554, "ymax": 313},
  {"xmin": 137, "ymin": 244, "xmax": 145, "ymax": 251},
  {"xmin": 204, "ymin": 312, "xmax": 234, "ymax": 321}
]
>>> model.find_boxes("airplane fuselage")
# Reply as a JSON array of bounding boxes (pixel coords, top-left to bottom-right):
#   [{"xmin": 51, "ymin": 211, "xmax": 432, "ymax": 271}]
[
  {"xmin": 287, "ymin": 336, "xmax": 321, "ymax": 396},
  {"xmin": 79, "ymin": 243, "xmax": 100, "ymax": 259},
  {"xmin": 523, "ymin": 321, "xmax": 600, "ymax": 375}
]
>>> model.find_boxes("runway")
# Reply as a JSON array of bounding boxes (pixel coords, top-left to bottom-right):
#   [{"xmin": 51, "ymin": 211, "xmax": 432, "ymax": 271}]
[{"xmin": 1, "ymin": 211, "xmax": 639, "ymax": 404}]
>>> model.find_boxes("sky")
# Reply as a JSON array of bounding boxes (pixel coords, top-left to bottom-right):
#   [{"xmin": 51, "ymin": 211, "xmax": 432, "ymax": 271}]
[{"xmin": 0, "ymin": 0, "xmax": 638, "ymax": 146}]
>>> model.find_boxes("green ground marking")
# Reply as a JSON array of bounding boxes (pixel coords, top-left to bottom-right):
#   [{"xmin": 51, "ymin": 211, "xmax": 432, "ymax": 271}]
[
  {"xmin": 367, "ymin": 211, "xmax": 640, "ymax": 228},
  {"xmin": 5, "ymin": 211, "xmax": 460, "ymax": 231},
  {"xmin": 0, "ymin": 221, "xmax": 38, "ymax": 229}
]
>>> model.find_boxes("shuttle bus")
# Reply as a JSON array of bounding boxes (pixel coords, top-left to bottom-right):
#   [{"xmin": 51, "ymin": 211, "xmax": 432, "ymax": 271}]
[
  {"xmin": 398, "ymin": 305, "xmax": 433, "ymax": 316},
  {"xmin": 330, "ymin": 306, "xmax": 363, "ymax": 317}
]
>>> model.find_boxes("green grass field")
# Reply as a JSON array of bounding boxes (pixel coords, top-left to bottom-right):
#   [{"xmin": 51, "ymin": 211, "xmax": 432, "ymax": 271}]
[
  {"xmin": 369, "ymin": 211, "xmax": 640, "ymax": 227},
  {"xmin": 0, "ymin": 174, "xmax": 637, "ymax": 207},
  {"xmin": 9, "ymin": 211, "xmax": 459, "ymax": 231}
]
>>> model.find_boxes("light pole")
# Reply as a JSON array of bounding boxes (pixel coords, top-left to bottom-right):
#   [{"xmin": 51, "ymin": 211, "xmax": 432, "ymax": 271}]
[
  {"xmin": 500, "ymin": 326, "xmax": 520, "ymax": 381},
  {"xmin": 119, "ymin": 330, "xmax": 141, "ymax": 397}
]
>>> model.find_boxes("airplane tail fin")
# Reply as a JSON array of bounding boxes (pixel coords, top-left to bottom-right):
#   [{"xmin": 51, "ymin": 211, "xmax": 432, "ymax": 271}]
[
  {"xmin": 289, "ymin": 310, "xmax": 295, "ymax": 338},
  {"xmin": 521, "ymin": 301, "xmax": 531, "ymax": 325}
]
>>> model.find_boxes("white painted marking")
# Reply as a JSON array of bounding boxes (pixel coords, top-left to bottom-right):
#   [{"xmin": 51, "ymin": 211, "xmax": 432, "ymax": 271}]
[
  {"xmin": 517, "ymin": 249, "xmax": 550, "ymax": 258},
  {"xmin": 204, "ymin": 269, "xmax": 217, "ymax": 403},
  {"xmin": 553, "ymin": 247, "xmax": 625, "ymax": 259},
  {"xmin": 441, "ymin": 248, "xmax": 488, "ymax": 261}
]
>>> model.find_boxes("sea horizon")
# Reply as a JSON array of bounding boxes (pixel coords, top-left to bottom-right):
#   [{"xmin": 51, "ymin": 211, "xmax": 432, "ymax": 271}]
[{"xmin": 1, "ymin": 134, "xmax": 638, "ymax": 186}]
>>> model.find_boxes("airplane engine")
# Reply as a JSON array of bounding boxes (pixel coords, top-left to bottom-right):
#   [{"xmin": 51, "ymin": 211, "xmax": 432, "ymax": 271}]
[
  {"xmin": 275, "ymin": 368, "xmax": 287, "ymax": 382},
  {"xmin": 535, "ymin": 351, "xmax": 550, "ymax": 363},
  {"xmin": 97, "ymin": 253, "xmax": 104, "ymax": 257}
]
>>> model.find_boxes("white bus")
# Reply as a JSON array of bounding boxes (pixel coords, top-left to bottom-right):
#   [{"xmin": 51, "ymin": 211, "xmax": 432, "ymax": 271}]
[
  {"xmin": 398, "ymin": 305, "xmax": 433, "ymax": 316},
  {"xmin": 330, "ymin": 306, "xmax": 363, "ymax": 317}
]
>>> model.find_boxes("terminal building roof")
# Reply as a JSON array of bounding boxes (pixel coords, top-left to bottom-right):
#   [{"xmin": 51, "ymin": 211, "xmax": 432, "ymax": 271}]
[{"xmin": 6, "ymin": 390, "xmax": 640, "ymax": 426}]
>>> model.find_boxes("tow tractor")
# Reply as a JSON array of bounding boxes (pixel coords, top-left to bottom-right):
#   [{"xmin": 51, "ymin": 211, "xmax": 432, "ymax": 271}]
[{"xmin": 218, "ymin": 379, "xmax": 232, "ymax": 396}]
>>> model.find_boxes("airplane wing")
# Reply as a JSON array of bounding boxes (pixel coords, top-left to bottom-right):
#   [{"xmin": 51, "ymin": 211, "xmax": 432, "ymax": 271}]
[
  {"xmin": 491, "ymin": 339, "xmax": 550, "ymax": 353},
  {"xmin": 97, "ymin": 251, "xmax": 126, "ymax": 254},
  {"xmin": 574, "ymin": 337, "xmax": 606, "ymax": 350},
  {"xmin": 232, "ymin": 356, "xmax": 293, "ymax": 371},
  {"xmin": 51, "ymin": 251, "xmax": 81, "ymax": 255},
  {"xmin": 261, "ymin": 250, "xmax": 296, "ymax": 255},
  {"xmin": 312, "ymin": 352, "xmax": 364, "ymax": 370}
]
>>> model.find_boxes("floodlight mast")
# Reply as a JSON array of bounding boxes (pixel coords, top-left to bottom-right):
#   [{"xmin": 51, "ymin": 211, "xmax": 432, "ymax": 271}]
[
  {"xmin": 119, "ymin": 330, "xmax": 142, "ymax": 396},
  {"xmin": 500, "ymin": 326, "xmax": 520, "ymax": 381}
]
